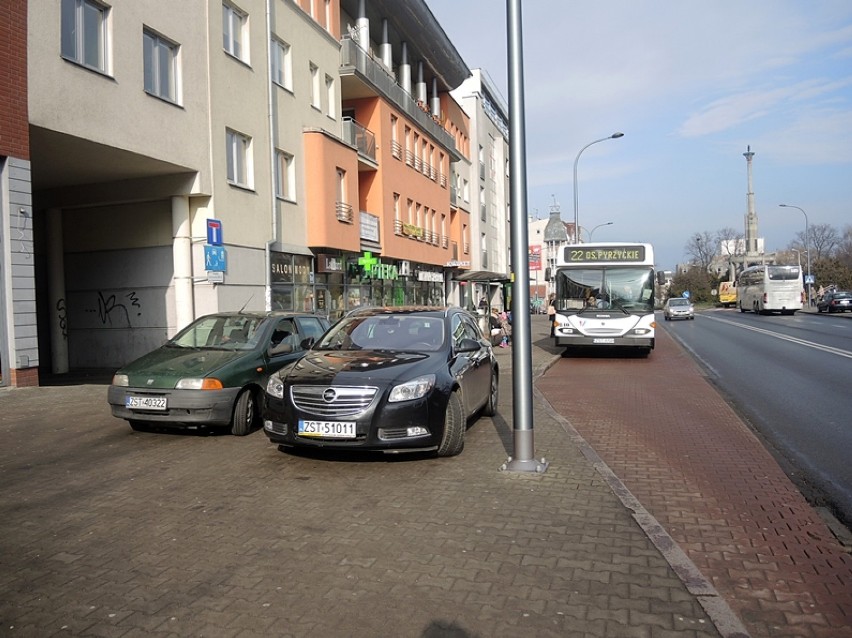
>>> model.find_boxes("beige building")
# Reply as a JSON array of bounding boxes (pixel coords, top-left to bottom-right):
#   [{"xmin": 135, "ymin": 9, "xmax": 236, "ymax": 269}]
[{"xmin": 0, "ymin": 0, "xmax": 514, "ymax": 385}]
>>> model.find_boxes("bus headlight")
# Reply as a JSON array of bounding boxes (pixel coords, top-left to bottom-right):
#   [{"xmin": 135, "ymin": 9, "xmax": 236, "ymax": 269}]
[{"xmin": 633, "ymin": 328, "xmax": 651, "ymax": 335}]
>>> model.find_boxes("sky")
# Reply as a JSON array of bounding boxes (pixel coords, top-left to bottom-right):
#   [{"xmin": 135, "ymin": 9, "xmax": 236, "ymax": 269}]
[{"xmin": 425, "ymin": 0, "xmax": 852, "ymax": 271}]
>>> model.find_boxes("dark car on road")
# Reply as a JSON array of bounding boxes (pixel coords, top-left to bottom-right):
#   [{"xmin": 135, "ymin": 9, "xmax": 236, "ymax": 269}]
[
  {"xmin": 262, "ymin": 306, "xmax": 499, "ymax": 457},
  {"xmin": 108, "ymin": 311, "xmax": 329, "ymax": 435},
  {"xmin": 817, "ymin": 291, "xmax": 852, "ymax": 313}
]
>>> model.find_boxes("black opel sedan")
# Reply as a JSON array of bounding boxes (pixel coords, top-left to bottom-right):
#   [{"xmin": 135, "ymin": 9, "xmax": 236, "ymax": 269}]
[{"xmin": 262, "ymin": 306, "xmax": 499, "ymax": 457}]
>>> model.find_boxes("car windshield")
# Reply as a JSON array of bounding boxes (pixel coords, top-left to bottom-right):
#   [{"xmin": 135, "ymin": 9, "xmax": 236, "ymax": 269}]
[
  {"xmin": 554, "ymin": 267, "xmax": 655, "ymax": 315},
  {"xmin": 169, "ymin": 315, "xmax": 265, "ymax": 351},
  {"xmin": 668, "ymin": 298, "xmax": 690, "ymax": 307},
  {"xmin": 315, "ymin": 314, "xmax": 445, "ymax": 352},
  {"xmin": 831, "ymin": 292, "xmax": 851, "ymax": 299}
]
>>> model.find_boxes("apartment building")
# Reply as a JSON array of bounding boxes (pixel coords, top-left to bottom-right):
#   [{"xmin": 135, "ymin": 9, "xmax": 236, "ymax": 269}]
[
  {"xmin": 0, "ymin": 0, "xmax": 495, "ymax": 387},
  {"xmin": 451, "ymin": 69, "xmax": 511, "ymax": 311}
]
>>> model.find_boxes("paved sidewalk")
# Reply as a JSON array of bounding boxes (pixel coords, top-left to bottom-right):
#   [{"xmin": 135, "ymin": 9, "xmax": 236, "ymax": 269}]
[{"xmin": 0, "ymin": 314, "xmax": 849, "ymax": 637}]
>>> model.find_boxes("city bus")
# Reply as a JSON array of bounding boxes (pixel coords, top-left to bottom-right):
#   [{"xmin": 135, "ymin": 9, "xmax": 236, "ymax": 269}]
[
  {"xmin": 736, "ymin": 264, "xmax": 803, "ymax": 315},
  {"xmin": 546, "ymin": 243, "xmax": 656, "ymax": 354}
]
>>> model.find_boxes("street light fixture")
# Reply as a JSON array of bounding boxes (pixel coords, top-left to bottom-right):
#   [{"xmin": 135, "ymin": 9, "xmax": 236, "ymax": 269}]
[
  {"xmin": 779, "ymin": 204, "xmax": 812, "ymax": 306},
  {"xmin": 582, "ymin": 221, "xmax": 614, "ymax": 242},
  {"xmin": 573, "ymin": 132, "xmax": 624, "ymax": 241}
]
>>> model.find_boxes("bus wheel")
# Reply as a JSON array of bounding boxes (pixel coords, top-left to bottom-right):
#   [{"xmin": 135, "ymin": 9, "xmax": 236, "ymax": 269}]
[{"xmin": 739, "ymin": 302, "xmax": 746, "ymax": 313}]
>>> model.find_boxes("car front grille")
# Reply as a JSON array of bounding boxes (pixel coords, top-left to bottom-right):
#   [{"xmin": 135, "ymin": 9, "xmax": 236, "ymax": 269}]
[{"xmin": 290, "ymin": 385, "xmax": 378, "ymax": 418}]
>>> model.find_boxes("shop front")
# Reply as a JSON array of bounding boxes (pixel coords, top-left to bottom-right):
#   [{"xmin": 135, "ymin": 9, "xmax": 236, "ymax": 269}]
[{"xmin": 270, "ymin": 250, "xmax": 447, "ymax": 319}]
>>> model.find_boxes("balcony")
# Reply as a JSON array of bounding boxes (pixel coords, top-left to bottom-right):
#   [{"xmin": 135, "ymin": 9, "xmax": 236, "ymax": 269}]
[
  {"xmin": 336, "ymin": 201, "xmax": 354, "ymax": 223},
  {"xmin": 339, "ymin": 37, "xmax": 459, "ymax": 159},
  {"xmin": 341, "ymin": 117, "xmax": 376, "ymax": 164}
]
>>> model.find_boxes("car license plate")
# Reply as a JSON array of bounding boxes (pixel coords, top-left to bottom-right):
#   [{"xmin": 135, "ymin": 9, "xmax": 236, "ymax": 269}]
[
  {"xmin": 126, "ymin": 396, "xmax": 167, "ymax": 411},
  {"xmin": 593, "ymin": 338, "xmax": 615, "ymax": 344},
  {"xmin": 298, "ymin": 420, "xmax": 356, "ymax": 438}
]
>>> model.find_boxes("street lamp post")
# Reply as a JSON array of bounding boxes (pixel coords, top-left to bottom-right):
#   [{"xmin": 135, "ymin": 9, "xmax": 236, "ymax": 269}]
[
  {"xmin": 779, "ymin": 204, "xmax": 811, "ymax": 306},
  {"xmin": 581, "ymin": 221, "xmax": 614, "ymax": 242},
  {"xmin": 573, "ymin": 133, "xmax": 624, "ymax": 241}
]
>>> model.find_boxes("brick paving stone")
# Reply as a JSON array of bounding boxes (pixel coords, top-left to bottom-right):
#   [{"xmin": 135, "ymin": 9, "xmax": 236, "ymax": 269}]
[
  {"xmin": 0, "ymin": 317, "xmax": 765, "ymax": 637},
  {"xmin": 537, "ymin": 325, "xmax": 852, "ymax": 638}
]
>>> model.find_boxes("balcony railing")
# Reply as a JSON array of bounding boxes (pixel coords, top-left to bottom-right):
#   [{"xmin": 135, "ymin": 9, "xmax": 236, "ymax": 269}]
[
  {"xmin": 390, "ymin": 140, "xmax": 402, "ymax": 160},
  {"xmin": 339, "ymin": 37, "xmax": 458, "ymax": 159},
  {"xmin": 336, "ymin": 201, "xmax": 353, "ymax": 223},
  {"xmin": 341, "ymin": 117, "xmax": 376, "ymax": 163}
]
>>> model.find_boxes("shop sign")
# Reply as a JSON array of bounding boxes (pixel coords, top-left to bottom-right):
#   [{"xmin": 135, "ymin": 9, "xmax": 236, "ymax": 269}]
[
  {"xmin": 445, "ymin": 260, "xmax": 471, "ymax": 268},
  {"xmin": 318, "ymin": 254, "xmax": 345, "ymax": 273},
  {"xmin": 360, "ymin": 212, "xmax": 380, "ymax": 242},
  {"xmin": 402, "ymin": 223, "xmax": 424, "ymax": 239},
  {"xmin": 417, "ymin": 271, "xmax": 444, "ymax": 283},
  {"xmin": 271, "ymin": 252, "xmax": 312, "ymax": 283},
  {"xmin": 358, "ymin": 251, "xmax": 398, "ymax": 280}
]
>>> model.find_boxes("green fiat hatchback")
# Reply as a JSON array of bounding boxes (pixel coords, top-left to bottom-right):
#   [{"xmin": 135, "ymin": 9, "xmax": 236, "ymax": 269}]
[{"xmin": 108, "ymin": 311, "xmax": 329, "ymax": 435}]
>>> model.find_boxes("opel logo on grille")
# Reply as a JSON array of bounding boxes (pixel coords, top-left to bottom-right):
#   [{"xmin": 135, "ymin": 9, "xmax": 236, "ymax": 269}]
[{"xmin": 322, "ymin": 388, "xmax": 337, "ymax": 402}]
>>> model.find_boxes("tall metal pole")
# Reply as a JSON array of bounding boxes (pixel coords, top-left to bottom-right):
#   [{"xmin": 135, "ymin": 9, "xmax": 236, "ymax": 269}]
[
  {"xmin": 502, "ymin": 0, "xmax": 547, "ymax": 473},
  {"xmin": 573, "ymin": 133, "xmax": 623, "ymax": 242},
  {"xmin": 779, "ymin": 204, "xmax": 811, "ymax": 305}
]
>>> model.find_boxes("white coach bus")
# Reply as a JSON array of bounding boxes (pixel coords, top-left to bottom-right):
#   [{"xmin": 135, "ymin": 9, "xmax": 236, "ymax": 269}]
[
  {"xmin": 546, "ymin": 243, "xmax": 656, "ymax": 354},
  {"xmin": 737, "ymin": 264, "xmax": 804, "ymax": 315}
]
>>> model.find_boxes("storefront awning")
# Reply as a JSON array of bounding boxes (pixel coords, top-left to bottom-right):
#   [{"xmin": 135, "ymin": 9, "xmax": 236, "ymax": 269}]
[{"xmin": 453, "ymin": 270, "xmax": 511, "ymax": 283}]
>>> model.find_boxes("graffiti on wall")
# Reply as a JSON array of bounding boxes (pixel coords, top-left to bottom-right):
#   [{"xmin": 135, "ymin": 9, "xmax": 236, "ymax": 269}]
[
  {"xmin": 85, "ymin": 291, "xmax": 143, "ymax": 327},
  {"xmin": 56, "ymin": 298, "xmax": 68, "ymax": 339}
]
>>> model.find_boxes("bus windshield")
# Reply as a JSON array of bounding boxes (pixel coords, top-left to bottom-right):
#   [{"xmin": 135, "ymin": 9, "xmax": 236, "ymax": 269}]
[{"xmin": 554, "ymin": 266, "xmax": 655, "ymax": 314}]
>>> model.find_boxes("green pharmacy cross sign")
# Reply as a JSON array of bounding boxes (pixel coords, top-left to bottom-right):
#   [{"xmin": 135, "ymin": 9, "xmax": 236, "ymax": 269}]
[{"xmin": 358, "ymin": 251, "xmax": 398, "ymax": 280}]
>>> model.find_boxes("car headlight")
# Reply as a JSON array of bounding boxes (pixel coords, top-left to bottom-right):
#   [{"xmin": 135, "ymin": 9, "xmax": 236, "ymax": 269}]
[
  {"xmin": 388, "ymin": 374, "xmax": 435, "ymax": 403},
  {"xmin": 175, "ymin": 378, "xmax": 224, "ymax": 390},
  {"xmin": 112, "ymin": 374, "xmax": 129, "ymax": 387},
  {"xmin": 266, "ymin": 376, "xmax": 284, "ymax": 399}
]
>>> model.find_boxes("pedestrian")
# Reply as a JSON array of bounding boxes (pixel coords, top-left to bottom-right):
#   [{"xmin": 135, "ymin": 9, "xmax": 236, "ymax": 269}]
[
  {"xmin": 499, "ymin": 309, "xmax": 512, "ymax": 347},
  {"xmin": 547, "ymin": 294, "xmax": 556, "ymax": 337}
]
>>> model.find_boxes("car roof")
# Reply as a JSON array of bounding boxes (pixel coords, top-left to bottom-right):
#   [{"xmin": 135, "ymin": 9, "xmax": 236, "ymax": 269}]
[
  {"xmin": 198, "ymin": 310, "xmax": 324, "ymax": 320},
  {"xmin": 344, "ymin": 306, "xmax": 456, "ymax": 319}
]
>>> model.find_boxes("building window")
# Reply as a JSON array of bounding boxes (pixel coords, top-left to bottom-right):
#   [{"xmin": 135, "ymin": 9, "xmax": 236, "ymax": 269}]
[
  {"xmin": 223, "ymin": 2, "xmax": 248, "ymax": 63},
  {"xmin": 226, "ymin": 128, "xmax": 252, "ymax": 188},
  {"xmin": 143, "ymin": 29, "xmax": 179, "ymax": 103},
  {"xmin": 310, "ymin": 63, "xmax": 321, "ymax": 109},
  {"xmin": 275, "ymin": 149, "xmax": 295, "ymax": 200},
  {"xmin": 61, "ymin": 0, "xmax": 109, "ymax": 73},
  {"xmin": 325, "ymin": 74, "xmax": 336, "ymax": 118},
  {"xmin": 271, "ymin": 38, "xmax": 292, "ymax": 90}
]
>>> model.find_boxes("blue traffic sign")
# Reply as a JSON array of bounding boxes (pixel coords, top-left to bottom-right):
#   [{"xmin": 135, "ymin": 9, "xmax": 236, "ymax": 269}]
[
  {"xmin": 207, "ymin": 219, "xmax": 223, "ymax": 246},
  {"xmin": 683, "ymin": 290, "xmax": 690, "ymax": 299},
  {"xmin": 204, "ymin": 245, "xmax": 226, "ymax": 272}
]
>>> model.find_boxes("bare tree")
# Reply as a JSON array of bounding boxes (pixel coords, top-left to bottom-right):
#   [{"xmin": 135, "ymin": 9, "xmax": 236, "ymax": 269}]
[
  {"xmin": 836, "ymin": 226, "xmax": 852, "ymax": 269},
  {"xmin": 715, "ymin": 227, "xmax": 744, "ymax": 258},
  {"xmin": 793, "ymin": 223, "xmax": 840, "ymax": 262},
  {"xmin": 684, "ymin": 232, "xmax": 716, "ymax": 272}
]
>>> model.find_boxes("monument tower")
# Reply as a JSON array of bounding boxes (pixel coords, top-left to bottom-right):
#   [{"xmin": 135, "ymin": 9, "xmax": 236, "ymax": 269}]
[{"xmin": 743, "ymin": 146, "xmax": 759, "ymax": 256}]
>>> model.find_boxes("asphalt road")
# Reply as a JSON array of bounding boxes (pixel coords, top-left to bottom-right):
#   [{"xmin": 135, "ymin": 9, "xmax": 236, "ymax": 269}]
[{"xmin": 663, "ymin": 307, "xmax": 852, "ymax": 528}]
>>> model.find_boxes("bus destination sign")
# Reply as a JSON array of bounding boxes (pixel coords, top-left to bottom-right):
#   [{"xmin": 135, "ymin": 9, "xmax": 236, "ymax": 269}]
[{"xmin": 564, "ymin": 245, "xmax": 646, "ymax": 263}]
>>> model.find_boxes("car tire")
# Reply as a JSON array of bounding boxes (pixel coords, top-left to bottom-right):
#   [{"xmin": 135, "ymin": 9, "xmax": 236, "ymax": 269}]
[
  {"xmin": 437, "ymin": 391, "xmax": 465, "ymax": 457},
  {"xmin": 231, "ymin": 389, "xmax": 256, "ymax": 436},
  {"xmin": 482, "ymin": 370, "xmax": 499, "ymax": 417}
]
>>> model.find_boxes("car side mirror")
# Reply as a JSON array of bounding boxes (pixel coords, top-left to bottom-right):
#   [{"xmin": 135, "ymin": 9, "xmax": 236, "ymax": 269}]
[
  {"xmin": 300, "ymin": 337, "xmax": 316, "ymax": 349},
  {"xmin": 456, "ymin": 338, "xmax": 482, "ymax": 353},
  {"xmin": 269, "ymin": 343, "xmax": 294, "ymax": 356}
]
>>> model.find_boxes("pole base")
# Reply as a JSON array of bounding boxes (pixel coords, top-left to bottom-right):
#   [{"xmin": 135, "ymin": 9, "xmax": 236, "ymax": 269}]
[{"xmin": 500, "ymin": 456, "xmax": 549, "ymax": 473}]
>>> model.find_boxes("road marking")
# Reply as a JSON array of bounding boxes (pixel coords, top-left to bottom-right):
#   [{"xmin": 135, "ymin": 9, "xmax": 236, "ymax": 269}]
[{"xmin": 701, "ymin": 314, "xmax": 852, "ymax": 359}]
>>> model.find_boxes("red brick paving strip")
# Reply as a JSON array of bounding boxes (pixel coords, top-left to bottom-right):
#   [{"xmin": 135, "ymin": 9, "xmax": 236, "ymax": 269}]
[{"xmin": 536, "ymin": 327, "xmax": 852, "ymax": 638}]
